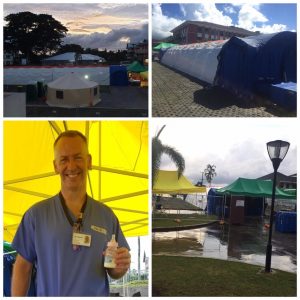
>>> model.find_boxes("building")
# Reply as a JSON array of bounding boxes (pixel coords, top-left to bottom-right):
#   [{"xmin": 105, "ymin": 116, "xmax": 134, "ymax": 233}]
[
  {"xmin": 257, "ymin": 172, "xmax": 297, "ymax": 189},
  {"xmin": 127, "ymin": 40, "xmax": 148, "ymax": 63},
  {"xmin": 4, "ymin": 52, "xmax": 14, "ymax": 65},
  {"xmin": 171, "ymin": 21, "xmax": 258, "ymax": 44}
]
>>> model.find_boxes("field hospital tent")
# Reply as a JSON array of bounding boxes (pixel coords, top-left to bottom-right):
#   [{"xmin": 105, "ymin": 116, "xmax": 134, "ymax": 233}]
[
  {"xmin": 47, "ymin": 73, "xmax": 101, "ymax": 107},
  {"xmin": 3, "ymin": 121, "xmax": 148, "ymax": 242},
  {"xmin": 42, "ymin": 52, "xmax": 105, "ymax": 65},
  {"xmin": 217, "ymin": 177, "xmax": 295, "ymax": 199},
  {"xmin": 153, "ymin": 170, "xmax": 206, "ymax": 194},
  {"xmin": 215, "ymin": 31, "xmax": 297, "ymax": 97},
  {"xmin": 212, "ymin": 178, "xmax": 295, "ymax": 221},
  {"xmin": 161, "ymin": 40, "xmax": 228, "ymax": 84}
]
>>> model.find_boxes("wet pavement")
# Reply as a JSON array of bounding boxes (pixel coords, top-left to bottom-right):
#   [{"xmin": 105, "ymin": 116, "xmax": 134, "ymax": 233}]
[
  {"xmin": 152, "ymin": 62, "xmax": 295, "ymax": 117},
  {"xmin": 152, "ymin": 218, "xmax": 296, "ymax": 273}
]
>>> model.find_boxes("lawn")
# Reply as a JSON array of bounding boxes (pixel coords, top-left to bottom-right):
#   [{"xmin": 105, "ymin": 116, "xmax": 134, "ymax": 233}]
[
  {"xmin": 152, "ymin": 213, "xmax": 218, "ymax": 228},
  {"xmin": 152, "ymin": 256, "xmax": 296, "ymax": 296}
]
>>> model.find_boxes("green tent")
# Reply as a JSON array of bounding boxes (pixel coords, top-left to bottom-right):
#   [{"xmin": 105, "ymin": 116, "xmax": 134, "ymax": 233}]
[
  {"xmin": 153, "ymin": 42, "xmax": 178, "ymax": 50},
  {"xmin": 127, "ymin": 61, "xmax": 147, "ymax": 73},
  {"xmin": 217, "ymin": 178, "xmax": 296, "ymax": 199}
]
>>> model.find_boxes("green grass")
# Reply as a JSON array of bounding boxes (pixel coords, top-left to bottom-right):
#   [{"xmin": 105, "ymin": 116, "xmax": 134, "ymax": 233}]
[
  {"xmin": 112, "ymin": 280, "xmax": 148, "ymax": 288},
  {"xmin": 152, "ymin": 213, "xmax": 218, "ymax": 228},
  {"xmin": 152, "ymin": 256, "xmax": 296, "ymax": 296}
]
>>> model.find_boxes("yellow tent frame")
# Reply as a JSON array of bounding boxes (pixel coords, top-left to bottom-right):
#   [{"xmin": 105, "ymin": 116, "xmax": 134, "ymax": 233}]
[{"xmin": 4, "ymin": 121, "xmax": 149, "ymax": 242}]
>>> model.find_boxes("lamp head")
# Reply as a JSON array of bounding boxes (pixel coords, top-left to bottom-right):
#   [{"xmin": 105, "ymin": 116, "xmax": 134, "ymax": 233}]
[{"xmin": 267, "ymin": 140, "xmax": 290, "ymax": 171}]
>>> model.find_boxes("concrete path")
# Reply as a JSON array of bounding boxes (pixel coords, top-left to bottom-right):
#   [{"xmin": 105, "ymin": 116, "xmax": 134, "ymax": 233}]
[{"xmin": 152, "ymin": 62, "xmax": 295, "ymax": 117}]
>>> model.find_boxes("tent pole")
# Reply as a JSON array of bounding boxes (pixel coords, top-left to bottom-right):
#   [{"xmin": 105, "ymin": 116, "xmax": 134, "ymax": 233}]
[
  {"xmin": 99, "ymin": 122, "xmax": 102, "ymax": 201},
  {"xmin": 49, "ymin": 121, "xmax": 62, "ymax": 135},
  {"xmin": 85, "ymin": 121, "xmax": 94, "ymax": 199},
  {"xmin": 63, "ymin": 121, "xmax": 68, "ymax": 131}
]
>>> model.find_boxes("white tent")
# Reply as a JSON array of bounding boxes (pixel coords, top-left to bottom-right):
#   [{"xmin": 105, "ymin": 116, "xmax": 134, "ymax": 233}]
[
  {"xmin": 161, "ymin": 40, "xmax": 227, "ymax": 84},
  {"xmin": 46, "ymin": 73, "xmax": 101, "ymax": 107},
  {"xmin": 43, "ymin": 52, "xmax": 105, "ymax": 64}
]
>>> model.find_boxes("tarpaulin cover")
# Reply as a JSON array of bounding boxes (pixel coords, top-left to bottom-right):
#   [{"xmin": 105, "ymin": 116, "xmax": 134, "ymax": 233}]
[
  {"xmin": 161, "ymin": 40, "xmax": 227, "ymax": 84},
  {"xmin": 153, "ymin": 170, "xmax": 206, "ymax": 194},
  {"xmin": 215, "ymin": 31, "xmax": 297, "ymax": 97},
  {"xmin": 217, "ymin": 177, "xmax": 296, "ymax": 199},
  {"xmin": 3, "ymin": 121, "xmax": 148, "ymax": 242}
]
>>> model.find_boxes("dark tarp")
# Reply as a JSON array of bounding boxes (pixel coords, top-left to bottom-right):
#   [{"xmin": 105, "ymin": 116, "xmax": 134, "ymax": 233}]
[
  {"xmin": 217, "ymin": 177, "xmax": 296, "ymax": 199},
  {"xmin": 214, "ymin": 31, "xmax": 297, "ymax": 97}
]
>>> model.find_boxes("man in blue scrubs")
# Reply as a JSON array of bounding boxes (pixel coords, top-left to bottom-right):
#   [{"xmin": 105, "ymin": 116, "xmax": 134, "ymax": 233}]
[{"xmin": 11, "ymin": 130, "xmax": 131, "ymax": 296}]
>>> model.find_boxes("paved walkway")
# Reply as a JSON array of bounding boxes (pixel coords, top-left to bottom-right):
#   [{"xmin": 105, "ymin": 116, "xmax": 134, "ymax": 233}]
[{"xmin": 152, "ymin": 62, "xmax": 295, "ymax": 117}]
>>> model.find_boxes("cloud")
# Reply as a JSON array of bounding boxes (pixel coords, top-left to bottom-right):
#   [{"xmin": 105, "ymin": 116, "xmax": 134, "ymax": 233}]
[
  {"xmin": 237, "ymin": 4, "xmax": 287, "ymax": 33},
  {"xmin": 152, "ymin": 4, "xmax": 182, "ymax": 40},
  {"xmin": 223, "ymin": 5, "xmax": 237, "ymax": 15},
  {"xmin": 152, "ymin": 119, "xmax": 297, "ymax": 187},
  {"xmin": 181, "ymin": 4, "xmax": 233, "ymax": 26},
  {"xmin": 4, "ymin": 3, "xmax": 148, "ymax": 50},
  {"xmin": 63, "ymin": 23, "xmax": 148, "ymax": 50}
]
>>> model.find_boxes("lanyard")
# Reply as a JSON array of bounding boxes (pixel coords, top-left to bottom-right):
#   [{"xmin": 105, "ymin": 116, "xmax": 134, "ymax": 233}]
[{"xmin": 59, "ymin": 192, "xmax": 87, "ymax": 231}]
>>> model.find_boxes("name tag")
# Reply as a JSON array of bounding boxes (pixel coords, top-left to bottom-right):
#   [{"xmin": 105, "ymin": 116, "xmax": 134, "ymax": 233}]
[
  {"xmin": 72, "ymin": 232, "xmax": 92, "ymax": 247},
  {"xmin": 91, "ymin": 225, "xmax": 107, "ymax": 235}
]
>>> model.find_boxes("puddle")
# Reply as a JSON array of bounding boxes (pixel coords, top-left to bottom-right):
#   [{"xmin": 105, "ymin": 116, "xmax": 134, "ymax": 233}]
[{"xmin": 152, "ymin": 221, "xmax": 296, "ymax": 273}]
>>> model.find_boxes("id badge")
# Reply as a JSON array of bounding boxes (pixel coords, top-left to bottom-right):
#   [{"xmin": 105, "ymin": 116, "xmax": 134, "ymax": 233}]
[{"xmin": 72, "ymin": 232, "xmax": 92, "ymax": 247}]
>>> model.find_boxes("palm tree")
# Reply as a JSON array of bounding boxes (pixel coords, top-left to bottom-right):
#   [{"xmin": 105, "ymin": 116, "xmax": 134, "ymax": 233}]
[
  {"xmin": 152, "ymin": 125, "xmax": 185, "ymax": 187},
  {"xmin": 204, "ymin": 164, "xmax": 217, "ymax": 187}
]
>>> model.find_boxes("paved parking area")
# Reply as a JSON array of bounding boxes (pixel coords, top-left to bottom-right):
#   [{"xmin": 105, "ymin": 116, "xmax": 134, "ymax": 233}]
[{"xmin": 152, "ymin": 62, "xmax": 295, "ymax": 117}]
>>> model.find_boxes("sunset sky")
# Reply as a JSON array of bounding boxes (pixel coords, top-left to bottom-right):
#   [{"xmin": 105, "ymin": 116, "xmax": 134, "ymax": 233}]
[{"xmin": 4, "ymin": 3, "xmax": 148, "ymax": 50}]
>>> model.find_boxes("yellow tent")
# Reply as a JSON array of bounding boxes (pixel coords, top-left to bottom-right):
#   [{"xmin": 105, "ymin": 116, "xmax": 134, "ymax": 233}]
[
  {"xmin": 3, "ymin": 121, "xmax": 148, "ymax": 242},
  {"xmin": 153, "ymin": 170, "xmax": 206, "ymax": 194}
]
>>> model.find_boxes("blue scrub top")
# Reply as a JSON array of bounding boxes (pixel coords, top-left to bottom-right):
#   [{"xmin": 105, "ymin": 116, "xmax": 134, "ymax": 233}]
[{"xmin": 12, "ymin": 194, "xmax": 129, "ymax": 296}]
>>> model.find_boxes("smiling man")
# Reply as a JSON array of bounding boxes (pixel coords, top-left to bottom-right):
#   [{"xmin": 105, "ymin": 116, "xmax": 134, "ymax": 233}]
[{"xmin": 11, "ymin": 130, "xmax": 131, "ymax": 296}]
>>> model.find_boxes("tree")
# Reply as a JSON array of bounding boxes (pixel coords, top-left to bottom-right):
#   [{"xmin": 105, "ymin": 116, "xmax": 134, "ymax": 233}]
[
  {"xmin": 4, "ymin": 12, "xmax": 68, "ymax": 63},
  {"xmin": 152, "ymin": 125, "xmax": 185, "ymax": 187},
  {"xmin": 204, "ymin": 164, "xmax": 217, "ymax": 186}
]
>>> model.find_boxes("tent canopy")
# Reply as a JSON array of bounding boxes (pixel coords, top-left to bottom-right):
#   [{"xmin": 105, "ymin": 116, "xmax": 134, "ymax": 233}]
[
  {"xmin": 4, "ymin": 121, "xmax": 148, "ymax": 242},
  {"xmin": 153, "ymin": 42, "xmax": 178, "ymax": 50},
  {"xmin": 48, "ymin": 73, "xmax": 98, "ymax": 90},
  {"xmin": 127, "ymin": 61, "xmax": 148, "ymax": 73},
  {"xmin": 153, "ymin": 170, "xmax": 206, "ymax": 194},
  {"xmin": 43, "ymin": 52, "xmax": 105, "ymax": 62},
  {"xmin": 217, "ymin": 177, "xmax": 296, "ymax": 199}
]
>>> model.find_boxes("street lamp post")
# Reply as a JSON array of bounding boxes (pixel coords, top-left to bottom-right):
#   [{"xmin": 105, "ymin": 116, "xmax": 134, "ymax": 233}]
[{"xmin": 265, "ymin": 140, "xmax": 290, "ymax": 273}]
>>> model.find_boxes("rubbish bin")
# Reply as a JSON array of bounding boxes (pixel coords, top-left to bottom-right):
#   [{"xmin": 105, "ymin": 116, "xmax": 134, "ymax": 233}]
[
  {"xmin": 37, "ymin": 80, "xmax": 45, "ymax": 97},
  {"xmin": 26, "ymin": 83, "xmax": 38, "ymax": 102}
]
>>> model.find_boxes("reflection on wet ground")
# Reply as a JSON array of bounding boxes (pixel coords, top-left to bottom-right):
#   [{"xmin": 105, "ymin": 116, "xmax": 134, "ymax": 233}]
[{"xmin": 152, "ymin": 218, "xmax": 296, "ymax": 273}]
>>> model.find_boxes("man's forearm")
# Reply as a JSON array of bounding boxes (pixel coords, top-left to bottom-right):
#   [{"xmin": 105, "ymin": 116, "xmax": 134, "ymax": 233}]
[{"xmin": 11, "ymin": 255, "xmax": 33, "ymax": 296}]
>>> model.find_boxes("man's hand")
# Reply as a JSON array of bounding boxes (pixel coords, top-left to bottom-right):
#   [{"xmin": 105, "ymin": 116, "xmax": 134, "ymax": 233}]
[{"xmin": 106, "ymin": 247, "xmax": 131, "ymax": 279}]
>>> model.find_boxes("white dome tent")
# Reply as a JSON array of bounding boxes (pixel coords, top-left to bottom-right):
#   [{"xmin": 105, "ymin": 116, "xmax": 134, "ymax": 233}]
[
  {"xmin": 161, "ymin": 40, "xmax": 227, "ymax": 85},
  {"xmin": 46, "ymin": 73, "xmax": 101, "ymax": 107}
]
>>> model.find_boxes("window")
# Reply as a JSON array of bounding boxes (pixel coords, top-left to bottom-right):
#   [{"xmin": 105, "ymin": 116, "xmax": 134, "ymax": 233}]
[
  {"xmin": 56, "ymin": 90, "xmax": 63, "ymax": 99},
  {"xmin": 94, "ymin": 87, "xmax": 98, "ymax": 96}
]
